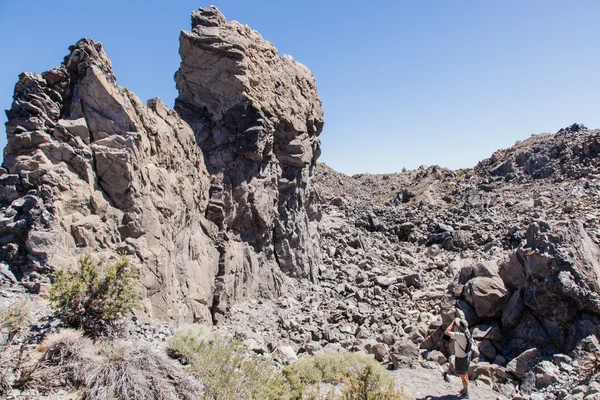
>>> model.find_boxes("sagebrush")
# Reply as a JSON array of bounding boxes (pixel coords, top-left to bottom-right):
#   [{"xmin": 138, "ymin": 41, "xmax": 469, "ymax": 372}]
[
  {"xmin": 283, "ymin": 351, "xmax": 408, "ymax": 400},
  {"xmin": 49, "ymin": 255, "xmax": 139, "ymax": 334},
  {"xmin": 168, "ymin": 324, "xmax": 286, "ymax": 400}
]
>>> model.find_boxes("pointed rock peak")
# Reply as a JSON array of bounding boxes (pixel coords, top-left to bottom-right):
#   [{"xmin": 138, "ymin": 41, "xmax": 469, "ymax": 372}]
[
  {"xmin": 191, "ymin": 6, "xmax": 226, "ymax": 29},
  {"xmin": 63, "ymin": 38, "xmax": 115, "ymax": 82}
]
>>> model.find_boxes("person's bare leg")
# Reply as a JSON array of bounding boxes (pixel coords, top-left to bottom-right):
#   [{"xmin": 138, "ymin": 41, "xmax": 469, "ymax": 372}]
[{"xmin": 460, "ymin": 373, "xmax": 469, "ymax": 395}]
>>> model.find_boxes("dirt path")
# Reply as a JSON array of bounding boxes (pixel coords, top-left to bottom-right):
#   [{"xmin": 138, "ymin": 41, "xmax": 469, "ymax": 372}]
[{"xmin": 390, "ymin": 367, "xmax": 507, "ymax": 400}]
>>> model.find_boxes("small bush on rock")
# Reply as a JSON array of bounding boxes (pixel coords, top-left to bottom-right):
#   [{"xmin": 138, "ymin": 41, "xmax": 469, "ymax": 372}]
[{"xmin": 49, "ymin": 255, "xmax": 139, "ymax": 334}]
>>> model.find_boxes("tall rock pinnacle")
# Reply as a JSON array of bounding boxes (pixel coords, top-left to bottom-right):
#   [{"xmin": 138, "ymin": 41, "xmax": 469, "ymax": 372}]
[{"xmin": 174, "ymin": 6, "xmax": 324, "ymax": 313}]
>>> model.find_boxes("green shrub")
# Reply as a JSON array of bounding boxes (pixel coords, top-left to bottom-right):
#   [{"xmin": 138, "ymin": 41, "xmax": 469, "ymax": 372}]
[
  {"xmin": 337, "ymin": 364, "xmax": 408, "ymax": 400},
  {"xmin": 169, "ymin": 326, "xmax": 409, "ymax": 400},
  {"xmin": 168, "ymin": 324, "xmax": 287, "ymax": 400},
  {"xmin": 283, "ymin": 351, "xmax": 380, "ymax": 386},
  {"xmin": 283, "ymin": 351, "xmax": 408, "ymax": 399},
  {"xmin": 49, "ymin": 255, "xmax": 139, "ymax": 334}
]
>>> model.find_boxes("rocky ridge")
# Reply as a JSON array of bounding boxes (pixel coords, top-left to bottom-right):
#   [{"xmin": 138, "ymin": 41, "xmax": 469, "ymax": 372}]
[{"xmin": 0, "ymin": 7, "xmax": 324, "ymax": 325}]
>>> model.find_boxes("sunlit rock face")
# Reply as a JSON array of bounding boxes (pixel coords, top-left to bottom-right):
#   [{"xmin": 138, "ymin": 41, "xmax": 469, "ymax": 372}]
[
  {"xmin": 1, "ymin": 6, "xmax": 325, "ymax": 324},
  {"xmin": 1, "ymin": 38, "xmax": 218, "ymax": 324},
  {"xmin": 174, "ymin": 6, "xmax": 324, "ymax": 320}
]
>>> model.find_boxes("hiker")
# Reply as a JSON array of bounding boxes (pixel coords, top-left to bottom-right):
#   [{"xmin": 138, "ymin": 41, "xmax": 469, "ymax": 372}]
[{"xmin": 444, "ymin": 318, "xmax": 471, "ymax": 398}]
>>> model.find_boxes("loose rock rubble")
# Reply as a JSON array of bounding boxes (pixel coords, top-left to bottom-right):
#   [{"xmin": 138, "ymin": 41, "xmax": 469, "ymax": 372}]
[{"xmin": 219, "ymin": 125, "xmax": 600, "ymax": 399}]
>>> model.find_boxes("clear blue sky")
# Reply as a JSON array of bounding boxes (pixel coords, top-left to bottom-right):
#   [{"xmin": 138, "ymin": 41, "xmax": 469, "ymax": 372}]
[{"xmin": 1, "ymin": 0, "xmax": 599, "ymax": 175}]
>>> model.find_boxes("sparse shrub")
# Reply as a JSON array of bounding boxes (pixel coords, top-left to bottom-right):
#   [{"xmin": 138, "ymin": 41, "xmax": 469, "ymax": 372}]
[
  {"xmin": 402, "ymin": 167, "xmax": 407, "ymax": 173},
  {"xmin": 169, "ymin": 326, "xmax": 408, "ymax": 400},
  {"xmin": 0, "ymin": 298, "xmax": 35, "ymax": 394},
  {"xmin": 49, "ymin": 255, "xmax": 139, "ymax": 334},
  {"xmin": 168, "ymin": 324, "xmax": 286, "ymax": 400},
  {"xmin": 579, "ymin": 350, "xmax": 600, "ymax": 384},
  {"xmin": 30, "ymin": 329, "xmax": 203, "ymax": 399},
  {"xmin": 283, "ymin": 351, "xmax": 407, "ymax": 399},
  {"xmin": 80, "ymin": 339, "xmax": 202, "ymax": 400},
  {"xmin": 0, "ymin": 298, "xmax": 33, "ymax": 337},
  {"xmin": 337, "ymin": 363, "xmax": 408, "ymax": 400}
]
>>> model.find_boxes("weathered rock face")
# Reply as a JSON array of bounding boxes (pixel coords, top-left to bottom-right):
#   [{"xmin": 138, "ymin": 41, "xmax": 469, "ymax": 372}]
[
  {"xmin": 1, "ymin": 39, "xmax": 219, "ymax": 324},
  {"xmin": 1, "ymin": 7, "xmax": 325, "ymax": 325},
  {"xmin": 174, "ymin": 7, "xmax": 324, "ymax": 290}
]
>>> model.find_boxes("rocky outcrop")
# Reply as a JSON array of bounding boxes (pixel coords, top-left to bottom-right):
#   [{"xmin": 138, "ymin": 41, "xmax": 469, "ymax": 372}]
[
  {"xmin": 1, "ymin": 7, "xmax": 325, "ymax": 325},
  {"xmin": 446, "ymin": 219, "xmax": 600, "ymax": 360},
  {"xmin": 1, "ymin": 39, "xmax": 218, "ymax": 324},
  {"xmin": 477, "ymin": 124, "xmax": 600, "ymax": 181},
  {"xmin": 174, "ymin": 7, "xmax": 324, "ymax": 290}
]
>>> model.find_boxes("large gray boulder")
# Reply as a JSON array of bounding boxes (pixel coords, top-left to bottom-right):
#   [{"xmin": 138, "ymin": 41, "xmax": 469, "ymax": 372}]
[{"xmin": 506, "ymin": 348, "xmax": 541, "ymax": 379}]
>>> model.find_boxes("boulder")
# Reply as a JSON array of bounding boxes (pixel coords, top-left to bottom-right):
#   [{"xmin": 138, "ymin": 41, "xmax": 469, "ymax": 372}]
[
  {"xmin": 273, "ymin": 345, "xmax": 298, "ymax": 365},
  {"xmin": 464, "ymin": 276, "xmax": 508, "ymax": 318},
  {"xmin": 479, "ymin": 339, "xmax": 497, "ymax": 362},
  {"xmin": 389, "ymin": 339, "xmax": 420, "ymax": 369},
  {"xmin": 371, "ymin": 343, "xmax": 389, "ymax": 362},
  {"xmin": 506, "ymin": 348, "xmax": 541, "ymax": 379},
  {"xmin": 502, "ymin": 289, "xmax": 525, "ymax": 328},
  {"xmin": 425, "ymin": 350, "xmax": 447, "ymax": 365},
  {"xmin": 534, "ymin": 360, "xmax": 560, "ymax": 388}
]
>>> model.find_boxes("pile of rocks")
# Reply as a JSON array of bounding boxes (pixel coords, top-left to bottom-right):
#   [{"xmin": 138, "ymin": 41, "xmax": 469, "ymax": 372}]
[{"xmin": 218, "ymin": 125, "xmax": 600, "ymax": 399}]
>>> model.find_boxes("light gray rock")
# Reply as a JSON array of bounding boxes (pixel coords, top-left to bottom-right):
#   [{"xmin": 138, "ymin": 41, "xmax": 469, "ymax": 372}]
[
  {"xmin": 464, "ymin": 276, "xmax": 509, "ymax": 318},
  {"xmin": 506, "ymin": 348, "xmax": 541, "ymax": 379},
  {"xmin": 534, "ymin": 360, "xmax": 560, "ymax": 388},
  {"xmin": 273, "ymin": 345, "xmax": 298, "ymax": 365}
]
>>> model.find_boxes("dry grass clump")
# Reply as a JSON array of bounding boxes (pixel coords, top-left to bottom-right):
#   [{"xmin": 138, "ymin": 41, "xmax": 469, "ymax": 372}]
[
  {"xmin": 79, "ymin": 339, "xmax": 202, "ymax": 400},
  {"xmin": 168, "ymin": 324, "xmax": 286, "ymax": 400},
  {"xmin": 0, "ymin": 298, "xmax": 33, "ymax": 337},
  {"xmin": 0, "ymin": 298, "xmax": 36, "ymax": 395},
  {"xmin": 28, "ymin": 329, "xmax": 203, "ymax": 399}
]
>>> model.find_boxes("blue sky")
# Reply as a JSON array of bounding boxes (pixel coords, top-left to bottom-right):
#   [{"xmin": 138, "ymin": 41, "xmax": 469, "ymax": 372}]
[{"xmin": 1, "ymin": 0, "xmax": 599, "ymax": 175}]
